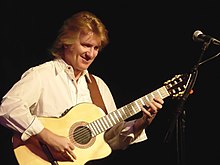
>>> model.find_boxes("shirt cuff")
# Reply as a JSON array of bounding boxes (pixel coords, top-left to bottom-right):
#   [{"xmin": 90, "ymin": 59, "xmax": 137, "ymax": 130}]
[
  {"xmin": 21, "ymin": 116, "xmax": 44, "ymax": 141},
  {"xmin": 121, "ymin": 120, "xmax": 148, "ymax": 144}
]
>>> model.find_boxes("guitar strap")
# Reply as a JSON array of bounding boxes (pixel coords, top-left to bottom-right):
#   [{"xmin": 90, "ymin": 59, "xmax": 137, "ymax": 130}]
[{"xmin": 87, "ymin": 74, "xmax": 107, "ymax": 115}]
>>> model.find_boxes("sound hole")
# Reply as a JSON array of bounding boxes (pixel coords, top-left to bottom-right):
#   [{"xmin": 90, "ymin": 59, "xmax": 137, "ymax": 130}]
[
  {"xmin": 69, "ymin": 121, "xmax": 95, "ymax": 149},
  {"xmin": 73, "ymin": 126, "xmax": 92, "ymax": 144}
]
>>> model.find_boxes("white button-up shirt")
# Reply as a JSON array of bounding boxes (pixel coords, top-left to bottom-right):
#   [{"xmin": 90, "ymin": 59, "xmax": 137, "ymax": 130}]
[{"xmin": 0, "ymin": 59, "xmax": 147, "ymax": 150}]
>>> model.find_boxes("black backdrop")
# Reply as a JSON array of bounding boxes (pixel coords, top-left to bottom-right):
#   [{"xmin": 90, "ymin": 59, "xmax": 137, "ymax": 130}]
[{"xmin": 1, "ymin": 1, "xmax": 220, "ymax": 165}]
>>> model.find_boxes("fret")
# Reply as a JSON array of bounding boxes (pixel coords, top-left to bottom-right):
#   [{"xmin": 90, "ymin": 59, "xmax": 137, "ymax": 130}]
[
  {"xmin": 139, "ymin": 97, "xmax": 146, "ymax": 105},
  {"xmin": 134, "ymin": 101, "xmax": 141, "ymax": 111},
  {"xmin": 93, "ymin": 121, "xmax": 101, "ymax": 134},
  {"xmin": 112, "ymin": 111, "xmax": 120, "ymax": 123},
  {"xmin": 118, "ymin": 108, "xmax": 127, "ymax": 120},
  {"xmin": 109, "ymin": 113, "xmax": 117, "ymax": 125},
  {"xmin": 102, "ymin": 116, "xmax": 110, "ymax": 129},
  {"xmin": 90, "ymin": 122, "xmax": 99, "ymax": 135},
  {"xmin": 86, "ymin": 123, "xmax": 95, "ymax": 137},
  {"xmin": 115, "ymin": 109, "xmax": 123, "ymax": 121},
  {"xmin": 131, "ymin": 101, "xmax": 140, "ymax": 114},
  {"xmin": 142, "ymin": 95, "xmax": 150, "ymax": 105},
  {"xmin": 126, "ymin": 103, "xmax": 133, "ymax": 117},
  {"xmin": 150, "ymin": 92, "xmax": 155, "ymax": 99},
  {"xmin": 156, "ymin": 89, "xmax": 163, "ymax": 98},
  {"xmin": 152, "ymin": 91, "xmax": 159, "ymax": 98},
  {"xmin": 105, "ymin": 115, "xmax": 113, "ymax": 127},
  {"xmin": 99, "ymin": 117, "xmax": 107, "ymax": 130},
  {"xmin": 122, "ymin": 106, "xmax": 130, "ymax": 118},
  {"xmin": 96, "ymin": 119, "xmax": 104, "ymax": 132},
  {"xmin": 130, "ymin": 104, "xmax": 136, "ymax": 115},
  {"xmin": 159, "ymin": 86, "xmax": 170, "ymax": 98},
  {"xmin": 147, "ymin": 93, "xmax": 154, "ymax": 101},
  {"xmin": 136, "ymin": 99, "xmax": 144, "ymax": 107}
]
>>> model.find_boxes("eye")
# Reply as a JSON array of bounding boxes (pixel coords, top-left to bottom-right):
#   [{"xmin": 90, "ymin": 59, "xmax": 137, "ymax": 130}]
[
  {"xmin": 94, "ymin": 46, "xmax": 100, "ymax": 51},
  {"xmin": 82, "ymin": 43, "xmax": 90, "ymax": 48}
]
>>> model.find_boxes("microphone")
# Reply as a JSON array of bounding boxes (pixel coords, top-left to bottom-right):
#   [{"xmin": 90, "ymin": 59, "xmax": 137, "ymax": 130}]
[{"xmin": 192, "ymin": 30, "xmax": 220, "ymax": 46}]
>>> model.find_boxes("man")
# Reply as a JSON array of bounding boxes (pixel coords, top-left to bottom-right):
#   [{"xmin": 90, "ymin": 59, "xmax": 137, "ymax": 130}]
[{"xmin": 0, "ymin": 11, "xmax": 164, "ymax": 164}]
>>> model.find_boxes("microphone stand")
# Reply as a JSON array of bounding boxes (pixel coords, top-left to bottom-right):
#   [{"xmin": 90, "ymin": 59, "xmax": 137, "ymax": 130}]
[{"xmin": 163, "ymin": 39, "xmax": 212, "ymax": 165}]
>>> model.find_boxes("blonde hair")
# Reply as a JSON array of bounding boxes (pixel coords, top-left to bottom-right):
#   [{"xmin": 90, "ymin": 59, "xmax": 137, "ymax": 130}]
[{"xmin": 49, "ymin": 11, "xmax": 109, "ymax": 58}]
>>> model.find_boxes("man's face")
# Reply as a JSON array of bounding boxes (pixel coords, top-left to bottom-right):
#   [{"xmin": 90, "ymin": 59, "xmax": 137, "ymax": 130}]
[{"xmin": 64, "ymin": 31, "xmax": 101, "ymax": 74}]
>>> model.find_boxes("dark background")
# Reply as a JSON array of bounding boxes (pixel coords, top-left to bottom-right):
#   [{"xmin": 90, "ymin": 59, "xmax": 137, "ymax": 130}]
[{"xmin": 1, "ymin": 1, "xmax": 220, "ymax": 165}]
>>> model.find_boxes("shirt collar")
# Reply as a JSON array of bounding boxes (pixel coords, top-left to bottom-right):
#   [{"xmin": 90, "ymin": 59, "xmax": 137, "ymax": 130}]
[{"xmin": 54, "ymin": 58, "xmax": 92, "ymax": 83}]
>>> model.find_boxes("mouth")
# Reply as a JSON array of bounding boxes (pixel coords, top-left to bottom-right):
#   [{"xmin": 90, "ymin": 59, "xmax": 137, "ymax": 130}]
[
  {"xmin": 81, "ymin": 54, "xmax": 91, "ymax": 62},
  {"xmin": 80, "ymin": 54, "xmax": 92, "ymax": 65}
]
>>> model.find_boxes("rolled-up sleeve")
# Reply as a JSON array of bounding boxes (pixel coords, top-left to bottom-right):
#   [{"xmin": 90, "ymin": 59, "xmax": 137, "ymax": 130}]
[
  {"xmin": 21, "ymin": 116, "xmax": 44, "ymax": 141},
  {"xmin": 104, "ymin": 120, "xmax": 147, "ymax": 150}
]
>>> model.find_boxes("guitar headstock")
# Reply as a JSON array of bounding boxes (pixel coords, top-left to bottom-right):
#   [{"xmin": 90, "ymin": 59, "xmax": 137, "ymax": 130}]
[{"xmin": 164, "ymin": 73, "xmax": 191, "ymax": 99}]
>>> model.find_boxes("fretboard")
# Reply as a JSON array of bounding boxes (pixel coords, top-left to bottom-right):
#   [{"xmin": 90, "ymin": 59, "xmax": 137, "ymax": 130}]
[{"xmin": 87, "ymin": 85, "xmax": 170, "ymax": 137}]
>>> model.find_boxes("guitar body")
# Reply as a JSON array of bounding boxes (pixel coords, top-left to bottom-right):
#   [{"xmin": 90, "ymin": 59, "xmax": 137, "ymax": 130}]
[{"xmin": 13, "ymin": 103, "xmax": 112, "ymax": 165}]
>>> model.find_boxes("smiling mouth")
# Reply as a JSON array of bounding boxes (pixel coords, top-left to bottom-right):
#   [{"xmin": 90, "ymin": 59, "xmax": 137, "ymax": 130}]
[
  {"xmin": 82, "ymin": 54, "xmax": 91, "ymax": 61},
  {"xmin": 80, "ymin": 56, "xmax": 90, "ymax": 65}
]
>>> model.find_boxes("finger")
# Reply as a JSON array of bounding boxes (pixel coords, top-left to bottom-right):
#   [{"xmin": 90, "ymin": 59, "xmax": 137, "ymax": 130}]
[
  {"xmin": 149, "ymin": 99, "xmax": 163, "ymax": 110},
  {"xmin": 61, "ymin": 152, "xmax": 74, "ymax": 161},
  {"xmin": 66, "ymin": 148, "xmax": 77, "ymax": 160},
  {"xmin": 141, "ymin": 107, "xmax": 153, "ymax": 118},
  {"xmin": 143, "ymin": 104, "xmax": 158, "ymax": 115},
  {"xmin": 152, "ymin": 101, "xmax": 162, "ymax": 110},
  {"xmin": 153, "ymin": 98, "xmax": 164, "ymax": 104},
  {"xmin": 147, "ymin": 101, "xmax": 158, "ymax": 111},
  {"xmin": 69, "ymin": 142, "xmax": 75, "ymax": 150}
]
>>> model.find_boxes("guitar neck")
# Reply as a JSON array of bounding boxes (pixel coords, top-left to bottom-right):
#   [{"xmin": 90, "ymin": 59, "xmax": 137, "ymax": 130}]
[{"xmin": 87, "ymin": 85, "xmax": 170, "ymax": 137}]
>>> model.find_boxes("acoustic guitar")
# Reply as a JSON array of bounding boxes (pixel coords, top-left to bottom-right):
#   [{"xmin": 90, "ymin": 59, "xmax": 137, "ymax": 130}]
[{"xmin": 12, "ymin": 73, "xmax": 190, "ymax": 165}]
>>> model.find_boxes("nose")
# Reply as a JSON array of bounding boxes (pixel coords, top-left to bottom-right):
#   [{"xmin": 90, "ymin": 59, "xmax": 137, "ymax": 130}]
[
  {"xmin": 87, "ymin": 47, "xmax": 94, "ymax": 55},
  {"xmin": 86, "ymin": 47, "xmax": 96, "ymax": 58}
]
